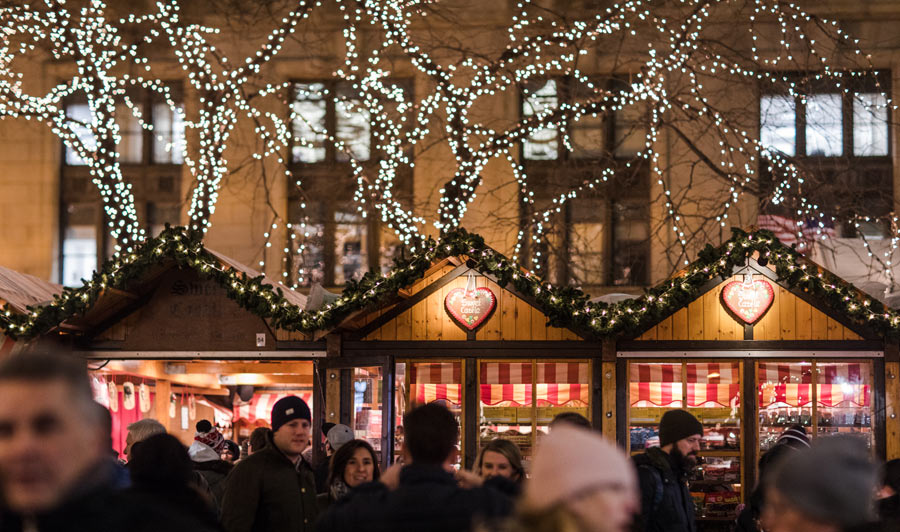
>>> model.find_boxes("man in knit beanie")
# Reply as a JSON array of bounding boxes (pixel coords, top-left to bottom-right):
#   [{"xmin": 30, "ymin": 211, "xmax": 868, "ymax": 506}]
[
  {"xmin": 761, "ymin": 435, "xmax": 879, "ymax": 532},
  {"xmin": 632, "ymin": 409, "xmax": 703, "ymax": 532},
  {"xmin": 221, "ymin": 396, "xmax": 318, "ymax": 532}
]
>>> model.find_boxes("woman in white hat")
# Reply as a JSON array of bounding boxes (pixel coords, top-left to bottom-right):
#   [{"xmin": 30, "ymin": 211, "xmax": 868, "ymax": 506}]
[{"xmin": 492, "ymin": 425, "xmax": 638, "ymax": 532}]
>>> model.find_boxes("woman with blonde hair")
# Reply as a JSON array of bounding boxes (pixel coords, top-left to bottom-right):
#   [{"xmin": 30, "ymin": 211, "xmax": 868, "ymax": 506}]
[
  {"xmin": 476, "ymin": 439, "xmax": 525, "ymax": 486},
  {"xmin": 493, "ymin": 426, "xmax": 637, "ymax": 532}
]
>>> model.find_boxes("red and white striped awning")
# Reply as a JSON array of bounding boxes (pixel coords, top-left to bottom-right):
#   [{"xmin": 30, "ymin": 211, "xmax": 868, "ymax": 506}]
[
  {"xmin": 233, "ymin": 392, "xmax": 313, "ymax": 424},
  {"xmin": 410, "ymin": 363, "xmax": 462, "ymax": 406},
  {"xmin": 758, "ymin": 363, "xmax": 866, "ymax": 385},
  {"xmin": 630, "ymin": 363, "xmax": 740, "ymax": 407},
  {"xmin": 479, "ymin": 362, "xmax": 589, "ymax": 407},
  {"xmin": 759, "ymin": 383, "xmax": 870, "ymax": 407}
]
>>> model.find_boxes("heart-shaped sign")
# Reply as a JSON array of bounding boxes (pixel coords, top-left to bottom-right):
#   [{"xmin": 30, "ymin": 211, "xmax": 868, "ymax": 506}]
[
  {"xmin": 721, "ymin": 279, "xmax": 775, "ymax": 324},
  {"xmin": 445, "ymin": 287, "xmax": 497, "ymax": 331}
]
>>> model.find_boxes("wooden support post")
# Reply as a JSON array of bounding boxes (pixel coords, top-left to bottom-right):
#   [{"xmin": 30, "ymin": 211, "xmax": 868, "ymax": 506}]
[
  {"xmin": 154, "ymin": 379, "xmax": 171, "ymax": 432},
  {"xmin": 885, "ymin": 343, "xmax": 900, "ymax": 460},
  {"xmin": 600, "ymin": 339, "xmax": 617, "ymax": 442}
]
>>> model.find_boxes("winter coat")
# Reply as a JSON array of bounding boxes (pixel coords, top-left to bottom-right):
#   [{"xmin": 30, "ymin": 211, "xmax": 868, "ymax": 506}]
[
  {"xmin": 220, "ymin": 436, "xmax": 318, "ymax": 532},
  {"xmin": 193, "ymin": 459, "xmax": 233, "ymax": 512},
  {"xmin": 315, "ymin": 464, "xmax": 514, "ymax": 532},
  {"xmin": 0, "ymin": 458, "xmax": 209, "ymax": 532},
  {"xmin": 632, "ymin": 447, "xmax": 697, "ymax": 532}
]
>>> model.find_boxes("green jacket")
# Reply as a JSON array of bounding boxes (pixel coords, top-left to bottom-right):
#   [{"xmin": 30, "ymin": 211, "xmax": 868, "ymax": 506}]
[{"xmin": 220, "ymin": 438, "xmax": 318, "ymax": 532}]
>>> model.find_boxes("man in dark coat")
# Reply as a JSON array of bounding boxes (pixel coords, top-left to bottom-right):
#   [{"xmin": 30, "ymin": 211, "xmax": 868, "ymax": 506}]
[
  {"xmin": 0, "ymin": 350, "xmax": 156, "ymax": 532},
  {"xmin": 632, "ymin": 409, "xmax": 702, "ymax": 532},
  {"xmin": 316, "ymin": 402, "xmax": 513, "ymax": 532},
  {"xmin": 220, "ymin": 396, "xmax": 318, "ymax": 532}
]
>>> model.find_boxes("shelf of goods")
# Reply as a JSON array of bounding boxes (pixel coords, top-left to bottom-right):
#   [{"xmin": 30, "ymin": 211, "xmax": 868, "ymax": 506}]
[{"xmin": 628, "ymin": 362, "xmax": 742, "ymax": 522}]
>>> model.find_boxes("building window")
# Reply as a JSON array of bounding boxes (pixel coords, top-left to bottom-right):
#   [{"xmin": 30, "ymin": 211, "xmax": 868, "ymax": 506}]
[
  {"xmin": 520, "ymin": 77, "xmax": 650, "ymax": 287},
  {"xmin": 60, "ymin": 86, "xmax": 184, "ymax": 285},
  {"xmin": 759, "ymin": 72, "xmax": 892, "ymax": 236},
  {"xmin": 288, "ymin": 80, "xmax": 410, "ymax": 287}
]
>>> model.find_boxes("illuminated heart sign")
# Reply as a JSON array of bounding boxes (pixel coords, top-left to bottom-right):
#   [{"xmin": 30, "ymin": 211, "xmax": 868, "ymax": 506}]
[
  {"xmin": 721, "ymin": 279, "xmax": 775, "ymax": 324},
  {"xmin": 444, "ymin": 287, "xmax": 496, "ymax": 331}
]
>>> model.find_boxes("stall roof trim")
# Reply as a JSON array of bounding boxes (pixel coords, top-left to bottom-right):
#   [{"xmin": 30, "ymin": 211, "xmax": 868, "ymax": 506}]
[{"xmin": 0, "ymin": 266, "xmax": 62, "ymax": 314}]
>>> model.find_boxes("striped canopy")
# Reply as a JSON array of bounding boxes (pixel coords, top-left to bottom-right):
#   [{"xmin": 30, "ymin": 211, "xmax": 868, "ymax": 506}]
[
  {"xmin": 233, "ymin": 392, "xmax": 314, "ymax": 424},
  {"xmin": 629, "ymin": 363, "xmax": 740, "ymax": 408},
  {"xmin": 410, "ymin": 362, "xmax": 462, "ymax": 406},
  {"xmin": 758, "ymin": 363, "xmax": 870, "ymax": 407},
  {"xmin": 479, "ymin": 362, "xmax": 589, "ymax": 407}
]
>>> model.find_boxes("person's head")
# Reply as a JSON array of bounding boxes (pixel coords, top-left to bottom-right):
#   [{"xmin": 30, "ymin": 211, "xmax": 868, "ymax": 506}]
[
  {"xmin": 0, "ymin": 350, "xmax": 107, "ymax": 513},
  {"xmin": 249, "ymin": 426, "xmax": 270, "ymax": 454},
  {"xmin": 524, "ymin": 426, "xmax": 637, "ymax": 532},
  {"xmin": 222, "ymin": 440, "xmax": 240, "ymax": 463},
  {"xmin": 128, "ymin": 433, "xmax": 192, "ymax": 488},
  {"xmin": 329, "ymin": 439, "xmax": 380, "ymax": 489},
  {"xmin": 402, "ymin": 402, "xmax": 458, "ymax": 466},
  {"xmin": 761, "ymin": 435, "xmax": 878, "ymax": 532},
  {"xmin": 270, "ymin": 396, "xmax": 311, "ymax": 460},
  {"xmin": 125, "ymin": 418, "xmax": 166, "ymax": 460},
  {"xmin": 193, "ymin": 419, "xmax": 225, "ymax": 454},
  {"xmin": 477, "ymin": 439, "xmax": 524, "ymax": 483},
  {"xmin": 326, "ymin": 424, "xmax": 354, "ymax": 455},
  {"xmin": 550, "ymin": 412, "xmax": 592, "ymax": 431},
  {"xmin": 658, "ymin": 409, "xmax": 702, "ymax": 468}
]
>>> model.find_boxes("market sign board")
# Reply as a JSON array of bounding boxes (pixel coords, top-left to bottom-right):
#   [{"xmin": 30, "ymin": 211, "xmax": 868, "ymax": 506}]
[
  {"xmin": 721, "ymin": 278, "xmax": 775, "ymax": 325},
  {"xmin": 445, "ymin": 286, "xmax": 496, "ymax": 331}
]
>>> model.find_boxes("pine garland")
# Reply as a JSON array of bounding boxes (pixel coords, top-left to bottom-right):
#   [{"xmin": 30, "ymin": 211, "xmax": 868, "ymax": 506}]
[{"xmin": 1, "ymin": 226, "xmax": 895, "ymax": 341}]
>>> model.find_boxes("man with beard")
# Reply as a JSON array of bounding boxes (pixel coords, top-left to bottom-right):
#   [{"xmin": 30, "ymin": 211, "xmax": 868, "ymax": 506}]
[{"xmin": 632, "ymin": 409, "xmax": 703, "ymax": 532}]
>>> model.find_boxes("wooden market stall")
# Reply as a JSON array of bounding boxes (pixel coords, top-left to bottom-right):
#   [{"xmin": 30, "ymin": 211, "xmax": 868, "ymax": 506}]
[
  {"xmin": 611, "ymin": 232, "xmax": 898, "ymax": 527},
  {"xmin": 0, "ymin": 228, "xmax": 324, "ymax": 456}
]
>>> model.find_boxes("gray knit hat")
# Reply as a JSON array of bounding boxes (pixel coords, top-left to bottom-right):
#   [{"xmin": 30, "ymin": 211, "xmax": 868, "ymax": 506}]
[{"xmin": 770, "ymin": 435, "xmax": 877, "ymax": 527}]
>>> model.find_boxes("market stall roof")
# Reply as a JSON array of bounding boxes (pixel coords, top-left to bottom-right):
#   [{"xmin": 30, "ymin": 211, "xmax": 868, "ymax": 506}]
[
  {"xmin": 2, "ymin": 226, "xmax": 897, "ymax": 341},
  {"xmin": 0, "ymin": 265, "xmax": 62, "ymax": 314},
  {"xmin": 0, "ymin": 227, "xmax": 307, "ymax": 340}
]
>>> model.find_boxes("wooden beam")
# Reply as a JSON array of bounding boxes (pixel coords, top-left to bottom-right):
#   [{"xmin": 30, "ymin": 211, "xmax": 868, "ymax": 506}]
[
  {"xmin": 154, "ymin": 379, "xmax": 172, "ymax": 432},
  {"xmin": 167, "ymin": 361, "xmax": 314, "ymax": 375}
]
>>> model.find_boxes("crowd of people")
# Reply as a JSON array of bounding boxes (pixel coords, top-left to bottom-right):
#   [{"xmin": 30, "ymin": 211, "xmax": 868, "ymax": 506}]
[{"xmin": 1, "ymin": 349, "xmax": 899, "ymax": 532}]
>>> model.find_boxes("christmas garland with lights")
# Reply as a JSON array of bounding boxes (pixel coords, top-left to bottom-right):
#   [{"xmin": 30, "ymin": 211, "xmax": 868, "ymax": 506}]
[{"xmin": 1, "ymin": 226, "xmax": 896, "ymax": 341}]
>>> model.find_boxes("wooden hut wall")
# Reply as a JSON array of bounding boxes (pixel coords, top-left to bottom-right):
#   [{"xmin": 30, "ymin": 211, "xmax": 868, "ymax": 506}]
[
  {"xmin": 636, "ymin": 275, "xmax": 862, "ymax": 341},
  {"xmin": 362, "ymin": 269, "xmax": 581, "ymax": 341}
]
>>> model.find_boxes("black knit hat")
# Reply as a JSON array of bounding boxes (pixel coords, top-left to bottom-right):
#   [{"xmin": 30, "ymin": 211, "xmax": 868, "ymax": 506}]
[
  {"xmin": 271, "ymin": 396, "xmax": 311, "ymax": 433},
  {"xmin": 658, "ymin": 409, "xmax": 703, "ymax": 447}
]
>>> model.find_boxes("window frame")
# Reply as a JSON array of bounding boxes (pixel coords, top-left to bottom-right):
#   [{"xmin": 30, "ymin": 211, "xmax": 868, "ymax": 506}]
[
  {"xmin": 59, "ymin": 84, "xmax": 184, "ymax": 285},
  {"xmin": 519, "ymin": 75, "xmax": 651, "ymax": 288},
  {"xmin": 287, "ymin": 79, "xmax": 413, "ymax": 288}
]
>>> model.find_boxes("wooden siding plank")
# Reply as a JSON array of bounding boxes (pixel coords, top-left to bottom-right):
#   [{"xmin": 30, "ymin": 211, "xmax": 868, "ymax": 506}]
[
  {"xmin": 826, "ymin": 316, "xmax": 843, "ymax": 340},
  {"xmin": 795, "ymin": 298, "xmax": 812, "ymax": 340},
  {"xmin": 478, "ymin": 278, "xmax": 502, "ymax": 340},
  {"xmin": 515, "ymin": 297, "xmax": 532, "ymax": 340},
  {"xmin": 703, "ymin": 285, "xmax": 719, "ymax": 340},
  {"xmin": 411, "ymin": 297, "xmax": 426, "ymax": 341},
  {"xmin": 811, "ymin": 307, "xmax": 829, "ymax": 340},
  {"xmin": 657, "ymin": 316, "xmax": 673, "ymax": 341},
  {"xmin": 672, "ymin": 308, "xmax": 689, "ymax": 340},
  {"xmin": 395, "ymin": 309, "xmax": 412, "ymax": 341},
  {"xmin": 640, "ymin": 325, "xmax": 658, "ymax": 341},
  {"xmin": 886, "ymin": 361, "xmax": 900, "ymax": 460},
  {"xmin": 779, "ymin": 287, "xmax": 795, "ymax": 340},
  {"xmin": 500, "ymin": 289, "xmax": 517, "ymax": 341},
  {"xmin": 530, "ymin": 305, "xmax": 547, "ymax": 340},
  {"xmin": 687, "ymin": 299, "xmax": 704, "ymax": 340}
]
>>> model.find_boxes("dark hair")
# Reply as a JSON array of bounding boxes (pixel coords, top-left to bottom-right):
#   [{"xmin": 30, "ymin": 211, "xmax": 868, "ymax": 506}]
[
  {"xmin": 128, "ymin": 433, "xmax": 193, "ymax": 487},
  {"xmin": 403, "ymin": 403, "xmax": 458, "ymax": 465},
  {"xmin": 328, "ymin": 439, "xmax": 381, "ymax": 487},
  {"xmin": 0, "ymin": 350, "xmax": 97, "ymax": 421},
  {"xmin": 249, "ymin": 426, "xmax": 271, "ymax": 453},
  {"xmin": 549, "ymin": 411, "xmax": 591, "ymax": 430},
  {"xmin": 224, "ymin": 440, "xmax": 240, "ymax": 460},
  {"xmin": 476, "ymin": 438, "xmax": 525, "ymax": 483}
]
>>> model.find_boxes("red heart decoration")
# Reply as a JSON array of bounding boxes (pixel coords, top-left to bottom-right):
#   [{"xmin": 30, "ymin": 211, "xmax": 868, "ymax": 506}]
[
  {"xmin": 444, "ymin": 287, "xmax": 497, "ymax": 331},
  {"xmin": 721, "ymin": 279, "xmax": 775, "ymax": 324}
]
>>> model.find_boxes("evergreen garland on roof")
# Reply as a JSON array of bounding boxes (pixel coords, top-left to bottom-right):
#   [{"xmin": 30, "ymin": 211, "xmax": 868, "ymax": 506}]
[{"xmin": 0, "ymin": 226, "xmax": 894, "ymax": 341}]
